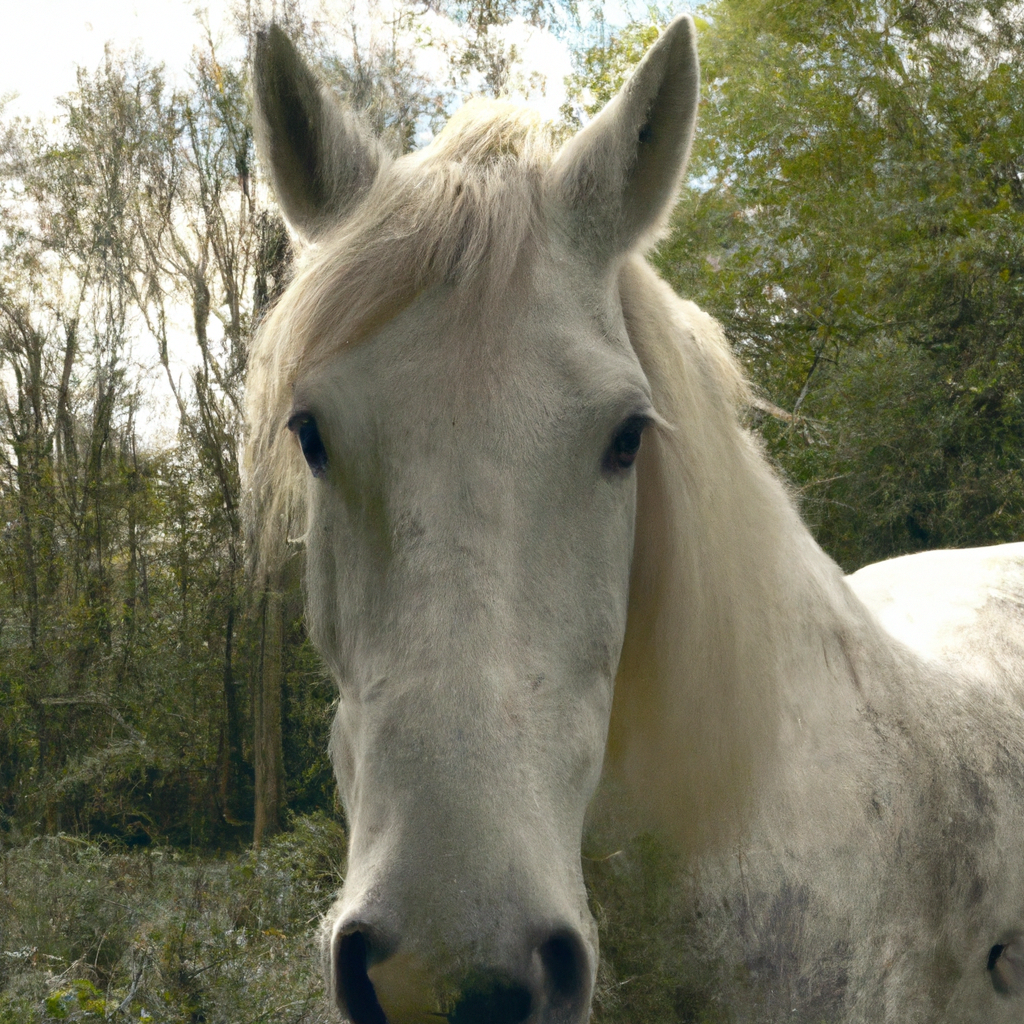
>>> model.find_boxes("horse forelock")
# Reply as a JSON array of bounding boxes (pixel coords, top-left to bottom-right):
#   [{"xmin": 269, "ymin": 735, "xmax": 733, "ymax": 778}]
[{"xmin": 244, "ymin": 100, "xmax": 558, "ymax": 573}]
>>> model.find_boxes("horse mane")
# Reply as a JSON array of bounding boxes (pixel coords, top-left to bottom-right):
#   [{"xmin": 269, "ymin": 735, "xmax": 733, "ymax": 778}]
[
  {"xmin": 244, "ymin": 100, "xmax": 555, "ymax": 572},
  {"xmin": 246, "ymin": 99, "xmax": 832, "ymax": 851},
  {"xmin": 610, "ymin": 257, "xmax": 839, "ymax": 853}
]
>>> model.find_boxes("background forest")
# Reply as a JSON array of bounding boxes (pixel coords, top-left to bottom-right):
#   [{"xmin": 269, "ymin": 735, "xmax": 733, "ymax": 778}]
[{"xmin": 1, "ymin": 0, "xmax": 1022, "ymax": 1020}]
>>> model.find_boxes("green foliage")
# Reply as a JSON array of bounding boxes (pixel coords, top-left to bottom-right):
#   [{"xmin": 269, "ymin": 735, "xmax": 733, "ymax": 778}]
[
  {"xmin": 653, "ymin": 0, "xmax": 1024, "ymax": 568},
  {"xmin": 281, "ymin": 628, "xmax": 338, "ymax": 817},
  {"xmin": 43, "ymin": 979, "xmax": 109, "ymax": 1020},
  {"xmin": 0, "ymin": 34, "xmax": 335, "ymax": 848}
]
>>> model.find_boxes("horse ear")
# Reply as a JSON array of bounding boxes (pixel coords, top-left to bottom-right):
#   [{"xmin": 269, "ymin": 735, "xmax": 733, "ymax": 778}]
[
  {"xmin": 253, "ymin": 25, "xmax": 384, "ymax": 241},
  {"xmin": 549, "ymin": 15, "xmax": 699, "ymax": 262}
]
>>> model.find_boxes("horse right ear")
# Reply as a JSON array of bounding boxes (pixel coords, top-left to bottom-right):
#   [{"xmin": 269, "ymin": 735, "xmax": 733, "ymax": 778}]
[
  {"xmin": 253, "ymin": 25, "xmax": 384, "ymax": 241},
  {"xmin": 548, "ymin": 15, "xmax": 699, "ymax": 265}
]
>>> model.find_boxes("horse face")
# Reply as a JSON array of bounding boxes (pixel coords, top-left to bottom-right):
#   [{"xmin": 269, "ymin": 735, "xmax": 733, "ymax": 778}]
[
  {"xmin": 298, "ymin": 265, "xmax": 643, "ymax": 1022},
  {"xmin": 253, "ymin": 19, "xmax": 699, "ymax": 1024}
]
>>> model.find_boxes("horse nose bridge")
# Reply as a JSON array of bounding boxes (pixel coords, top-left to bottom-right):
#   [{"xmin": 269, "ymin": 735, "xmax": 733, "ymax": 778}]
[
  {"xmin": 341, "ymin": 673, "xmax": 591, "ymax": 910},
  {"xmin": 356, "ymin": 741, "xmax": 573, "ymax": 904},
  {"xmin": 355, "ymin": 670, "xmax": 550, "ymax": 800},
  {"xmin": 345, "ymin": 810, "xmax": 573, "ymax": 937}
]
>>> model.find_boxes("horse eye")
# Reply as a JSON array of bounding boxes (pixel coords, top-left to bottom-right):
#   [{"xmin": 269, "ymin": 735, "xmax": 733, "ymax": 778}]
[
  {"xmin": 603, "ymin": 415, "xmax": 649, "ymax": 472},
  {"xmin": 288, "ymin": 413, "xmax": 328, "ymax": 479}
]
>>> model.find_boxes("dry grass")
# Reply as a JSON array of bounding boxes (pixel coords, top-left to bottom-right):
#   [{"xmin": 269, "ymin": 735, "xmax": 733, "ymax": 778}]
[{"xmin": 1, "ymin": 812, "xmax": 742, "ymax": 1024}]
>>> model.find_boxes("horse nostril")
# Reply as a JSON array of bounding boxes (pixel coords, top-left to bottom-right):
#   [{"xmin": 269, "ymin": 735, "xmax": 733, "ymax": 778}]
[
  {"xmin": 334, "ymin": 927, "xmax": 388, "ymax": 1024},
  {"xmin": 448, "ymin": 930, "xmax": 590, "ymax": 1024},
  {"xmin": 538, "ymin": 929, "xmax": 590, "ymax": 1016},
  {"xmin": 448, "ymin": 978, "xmax": 532, "ymax": 1024},
  {"xmin": 332, "ymin": 922, "xmax": 591, "ymax": 1024}
]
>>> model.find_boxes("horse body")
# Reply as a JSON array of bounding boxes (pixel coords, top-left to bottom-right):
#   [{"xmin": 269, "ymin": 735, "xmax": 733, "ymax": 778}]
[
  {"xmin": 247, "ymin": 17, "xmax": 1024, "ymax": 1023},
  {"xmin": 687, "ymin": 541, "xmax": 1024, "ymax": 1023}
]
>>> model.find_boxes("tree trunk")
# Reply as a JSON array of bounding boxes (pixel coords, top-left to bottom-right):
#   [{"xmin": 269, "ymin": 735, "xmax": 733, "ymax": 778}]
[
  {"xmin": 218, "ymin": 594, "xmax": 247, "ymax": 826},
  {"xmin": 253, "ymin": 574, "xmax": 285, "ymax": 847}
]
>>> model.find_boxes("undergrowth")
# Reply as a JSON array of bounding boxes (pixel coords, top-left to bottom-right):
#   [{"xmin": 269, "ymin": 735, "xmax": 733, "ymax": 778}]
[
  {"xmin": 0, "ymin": 813, "xmax": 346, "ymax": 1023},
  {"xmin": 585, "ymin": 831, "xmax": 730, "ymax": 1024}
]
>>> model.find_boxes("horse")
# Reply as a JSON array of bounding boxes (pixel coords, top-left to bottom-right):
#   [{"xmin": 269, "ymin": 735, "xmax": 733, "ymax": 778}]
[{"xmin": 246, "ymin": 17, "xmax": 1024, "ymax": 1023}]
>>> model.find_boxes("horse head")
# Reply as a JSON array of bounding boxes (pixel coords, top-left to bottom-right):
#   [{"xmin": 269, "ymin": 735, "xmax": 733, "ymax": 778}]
[{"xmin": 249, "ymin": 19, "xmax": 700, "ymax": 1024}]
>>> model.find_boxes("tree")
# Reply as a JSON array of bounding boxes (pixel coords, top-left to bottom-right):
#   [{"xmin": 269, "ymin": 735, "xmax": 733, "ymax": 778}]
[{"xmin": 644, "ymin": 0, "xmax": 1024, "ymax": 568}]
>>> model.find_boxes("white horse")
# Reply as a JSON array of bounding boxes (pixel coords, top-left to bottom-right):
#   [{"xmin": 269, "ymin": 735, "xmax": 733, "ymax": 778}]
[{"xmin": 247, "ymin": 17, "xmax": 1024, "ymax": 1024}]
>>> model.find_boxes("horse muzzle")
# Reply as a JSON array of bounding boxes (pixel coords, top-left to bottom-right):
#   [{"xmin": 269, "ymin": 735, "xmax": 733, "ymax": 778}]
[{"xmin": 329, "ymin": 915, "xmax": 594, "ymax": 1024}]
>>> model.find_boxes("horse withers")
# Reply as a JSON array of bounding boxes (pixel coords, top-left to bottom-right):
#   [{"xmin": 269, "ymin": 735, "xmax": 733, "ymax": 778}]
[{"xmin": 247, "ymin": 17, "xmax": 1024, "ymax": 1024}]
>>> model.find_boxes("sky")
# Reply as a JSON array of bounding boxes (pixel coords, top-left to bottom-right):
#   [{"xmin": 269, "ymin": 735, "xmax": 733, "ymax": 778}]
[
  {"xmin": 1, "ymin": 1, "xmax": 243, "ymax": 120},
  {"xmin": 0, "ymin": 0, "xmax": 591, "ymax": 123}
]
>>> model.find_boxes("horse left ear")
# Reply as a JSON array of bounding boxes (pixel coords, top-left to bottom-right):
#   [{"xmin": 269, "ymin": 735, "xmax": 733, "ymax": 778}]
[
  {"xmin": 549, "ymin": 15, "xmax": 699, "ymax": 262},
  {"xmin": 253, "ymin": 24, "xmax": 384, "ymax": 242}
]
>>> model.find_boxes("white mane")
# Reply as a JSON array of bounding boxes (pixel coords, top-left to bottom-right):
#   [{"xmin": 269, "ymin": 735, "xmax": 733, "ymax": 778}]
[{"xmin": 610, "ymin": 257, "xmax": 854, "ymax": 851}]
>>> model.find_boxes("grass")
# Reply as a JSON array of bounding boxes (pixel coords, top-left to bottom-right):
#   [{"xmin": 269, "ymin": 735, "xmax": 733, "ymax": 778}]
[{"xmin": 0, "ymin": 813, "xmax": 346, "ymax": 1024}]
